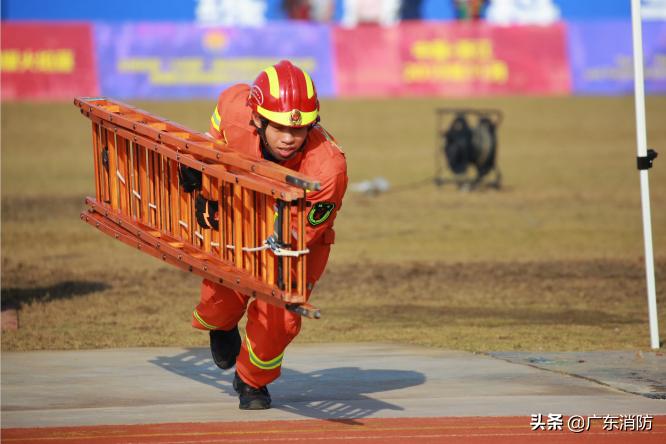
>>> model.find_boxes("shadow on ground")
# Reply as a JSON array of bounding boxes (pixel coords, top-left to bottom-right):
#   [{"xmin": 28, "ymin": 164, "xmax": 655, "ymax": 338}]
[
  {"xmin": 1, "ymin": 281, "xmax": 110, "ymax": 310},
  {"xmin": 151, "ymin": 348, "xmax": 425, "ymax": 423}
]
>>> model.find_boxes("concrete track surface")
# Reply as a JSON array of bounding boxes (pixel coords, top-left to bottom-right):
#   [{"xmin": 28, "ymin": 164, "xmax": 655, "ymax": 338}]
[{"xmin": 2, "ymin": 343, "xmax": 665, "ymax": 443}]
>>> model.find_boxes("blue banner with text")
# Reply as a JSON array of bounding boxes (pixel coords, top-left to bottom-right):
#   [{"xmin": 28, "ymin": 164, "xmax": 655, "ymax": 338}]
[
  {"xmin": 94, "ymin": 22, "xmax": 335, "ymax": 99},
  {"xmin": 568, "ymin": 21, "xmax": 666, "ymax": 94}
]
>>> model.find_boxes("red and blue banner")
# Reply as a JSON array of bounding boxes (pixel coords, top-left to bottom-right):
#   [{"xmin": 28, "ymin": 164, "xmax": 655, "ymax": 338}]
[
  {"xmin": 94, "ymin": 23, "xmax": 335, "ymax": 99},
  {"xmin": 1, "ymin": 22, "xmax": 99, "ymax": 100},
  {"xmin": 334, "ymin": 22, "xmax": 571, "ymax": 97},
  {"xmin": 2, "ymin": 20, "xmax": 665, "ymax": 101},
  {"xmin": 567, "ymin": 21, "xmax": 666, "ymax": 95}
]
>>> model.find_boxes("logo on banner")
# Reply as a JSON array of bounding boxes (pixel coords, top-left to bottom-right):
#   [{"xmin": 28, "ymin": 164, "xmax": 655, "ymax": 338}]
[{"xmin": 203, "ymin": 30, "xmax": 228, "ymax": 51}]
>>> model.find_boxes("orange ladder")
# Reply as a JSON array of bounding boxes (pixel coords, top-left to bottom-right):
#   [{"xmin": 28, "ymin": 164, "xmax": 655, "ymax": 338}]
[{"xmin": 75, "ymin": 97, "xmax": 321, "ymax": 318}]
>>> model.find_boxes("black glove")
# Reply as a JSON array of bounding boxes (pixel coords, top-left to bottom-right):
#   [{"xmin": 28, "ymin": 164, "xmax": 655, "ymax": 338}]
[
  {"xmin": 195, "ymin": 194, "xmax": 219, "ymax": 230},
  {"xmin": 179, "ymin": 165, "xmax": 202, "ymax": 193}
]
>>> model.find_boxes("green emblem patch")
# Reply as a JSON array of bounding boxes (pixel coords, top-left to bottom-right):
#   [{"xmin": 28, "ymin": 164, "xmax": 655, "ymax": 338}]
[{"xmin": 308, "ymin": 202, "xmax": 336, "ymax": 226}]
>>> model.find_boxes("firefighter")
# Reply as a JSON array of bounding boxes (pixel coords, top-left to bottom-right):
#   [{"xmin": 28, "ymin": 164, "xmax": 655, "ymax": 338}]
[{"xmin": 190, "ymin": 60, "xmax": 348, "ymax": 410}]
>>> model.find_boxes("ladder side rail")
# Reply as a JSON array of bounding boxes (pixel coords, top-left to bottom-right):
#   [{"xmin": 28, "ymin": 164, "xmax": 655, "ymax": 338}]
[{"xmin": 75, "ymin": 97, "xmax": 320, "ymax": 191}]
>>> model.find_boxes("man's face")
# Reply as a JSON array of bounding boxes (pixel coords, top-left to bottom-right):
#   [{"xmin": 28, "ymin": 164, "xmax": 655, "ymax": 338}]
[{"xmin": 253, "ymin": 113, "xmax": 309, "ymax": 162}]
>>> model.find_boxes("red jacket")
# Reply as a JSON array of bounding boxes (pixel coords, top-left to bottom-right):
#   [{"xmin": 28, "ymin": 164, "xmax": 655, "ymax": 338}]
[{"xmin": 209, "ymin": 84, "xmax": 348, "ymax": 283}]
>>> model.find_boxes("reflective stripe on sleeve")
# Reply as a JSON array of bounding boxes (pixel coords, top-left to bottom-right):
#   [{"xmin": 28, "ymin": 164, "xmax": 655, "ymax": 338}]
[
  {"xmin": 210, "ymin": 106, "xmax": 221, "ymax": 131},
  {"xmin": 246, "ymin": 333, "xmax": 284, "ymax": 370}
]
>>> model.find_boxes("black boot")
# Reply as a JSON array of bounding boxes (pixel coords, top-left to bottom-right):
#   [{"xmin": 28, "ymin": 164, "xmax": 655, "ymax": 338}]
[
  {"xmin": 233, "ymin": 371, "xmax": 271, "ymax": 410},
  {"xmin": 209, "ymin": 327, "xmax": 241, "ymax": 370}
]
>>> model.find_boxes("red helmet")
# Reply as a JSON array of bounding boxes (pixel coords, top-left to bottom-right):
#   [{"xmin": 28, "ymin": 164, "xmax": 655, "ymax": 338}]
[{"xmin": 248, "ymin": 60, "xmax": 319, "ymax": 128}]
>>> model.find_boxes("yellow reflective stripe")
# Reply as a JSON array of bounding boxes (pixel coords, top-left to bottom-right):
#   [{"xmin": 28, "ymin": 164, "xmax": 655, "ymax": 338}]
[
  {"xmin": 246, "ymin": 333, "xmax": 284, "ymax": 370},
  {"xmin": 264, "ymin": 66, "xmax": 280, "ymax": 99},
  {"xmin": 303, "ymin": 70, "xmax": 314, "ymax": 99},
  {"xmin": 193, "ymin": 309, "xmax": 218, "ymax": 330},
  {"xmin": 210, "ymin": 115, "xmax": 219, "ymax": 131},
  {"xmin": 257, "ymin": 105, "xmax": 318, "ymax": 127},
  {"xmin": 210, "ymin": 106, "xmax": 221, "ymax": 131}
]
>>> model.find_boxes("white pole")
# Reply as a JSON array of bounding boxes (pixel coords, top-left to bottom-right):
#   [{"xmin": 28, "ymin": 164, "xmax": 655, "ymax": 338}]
[{"xmin": 630, "ymin": 0, "xmax": 660, "ymax": 349}]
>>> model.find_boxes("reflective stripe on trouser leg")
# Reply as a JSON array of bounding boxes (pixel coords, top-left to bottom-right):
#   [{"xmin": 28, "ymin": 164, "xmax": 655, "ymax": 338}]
[
  {"xmin": 192, "ymin": 309, "xmax": 218, "ymax": 330},
  {"xmin": 245, "ymin": 333, "xmax": 284, "ymax": 370},
  {"xmin": 236, "ymin": 299, "xmax": 302, "ymax": 388},
  {"xmin": 191, "ymin": 279, "xmax": 248, "ymax": 331}
]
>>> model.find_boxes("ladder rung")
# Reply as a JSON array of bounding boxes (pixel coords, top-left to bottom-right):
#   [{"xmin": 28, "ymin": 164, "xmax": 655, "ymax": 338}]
[{"xmin": 169, "ymin": 242, "xmax": 185, "ymax": 248}]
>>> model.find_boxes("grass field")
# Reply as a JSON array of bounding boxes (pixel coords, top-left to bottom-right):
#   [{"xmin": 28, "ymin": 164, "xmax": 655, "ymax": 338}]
[{"xmin": 2, "ymin": 96, "xmax": 665, "ymax": 352}]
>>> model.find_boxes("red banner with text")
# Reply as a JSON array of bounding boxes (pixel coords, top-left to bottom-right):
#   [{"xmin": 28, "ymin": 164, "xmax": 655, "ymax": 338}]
[
  {"xmin": 334, "ymin": 22, "xmax": 571, "ymax": 97},
  {"xmin": 1, "ymin": 22, "xmax": 99, "ymax": 100}
]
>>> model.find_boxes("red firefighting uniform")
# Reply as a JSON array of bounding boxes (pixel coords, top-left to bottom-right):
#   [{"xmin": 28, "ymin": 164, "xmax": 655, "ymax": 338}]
[{"xmin": 192, "ymin": 84, "xmax": 348, "ymax": 388}]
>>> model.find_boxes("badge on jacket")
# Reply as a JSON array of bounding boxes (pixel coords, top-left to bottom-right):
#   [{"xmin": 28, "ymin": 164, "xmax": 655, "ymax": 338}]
[{"xmin": 308, "ymin": 202, "xmax": 336, "ymax": 226}]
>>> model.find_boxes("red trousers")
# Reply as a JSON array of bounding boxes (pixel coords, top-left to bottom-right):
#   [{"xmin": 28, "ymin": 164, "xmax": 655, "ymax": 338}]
[{"xmin": 192, "ymin": 241, "xmax": 331, "ymax": 388}]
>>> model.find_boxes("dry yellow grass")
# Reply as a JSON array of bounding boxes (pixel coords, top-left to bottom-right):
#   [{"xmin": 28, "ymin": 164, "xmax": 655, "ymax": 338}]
[{"xmin": 2, "ymin": 96, "xmax": 665, "ymax": 351}]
